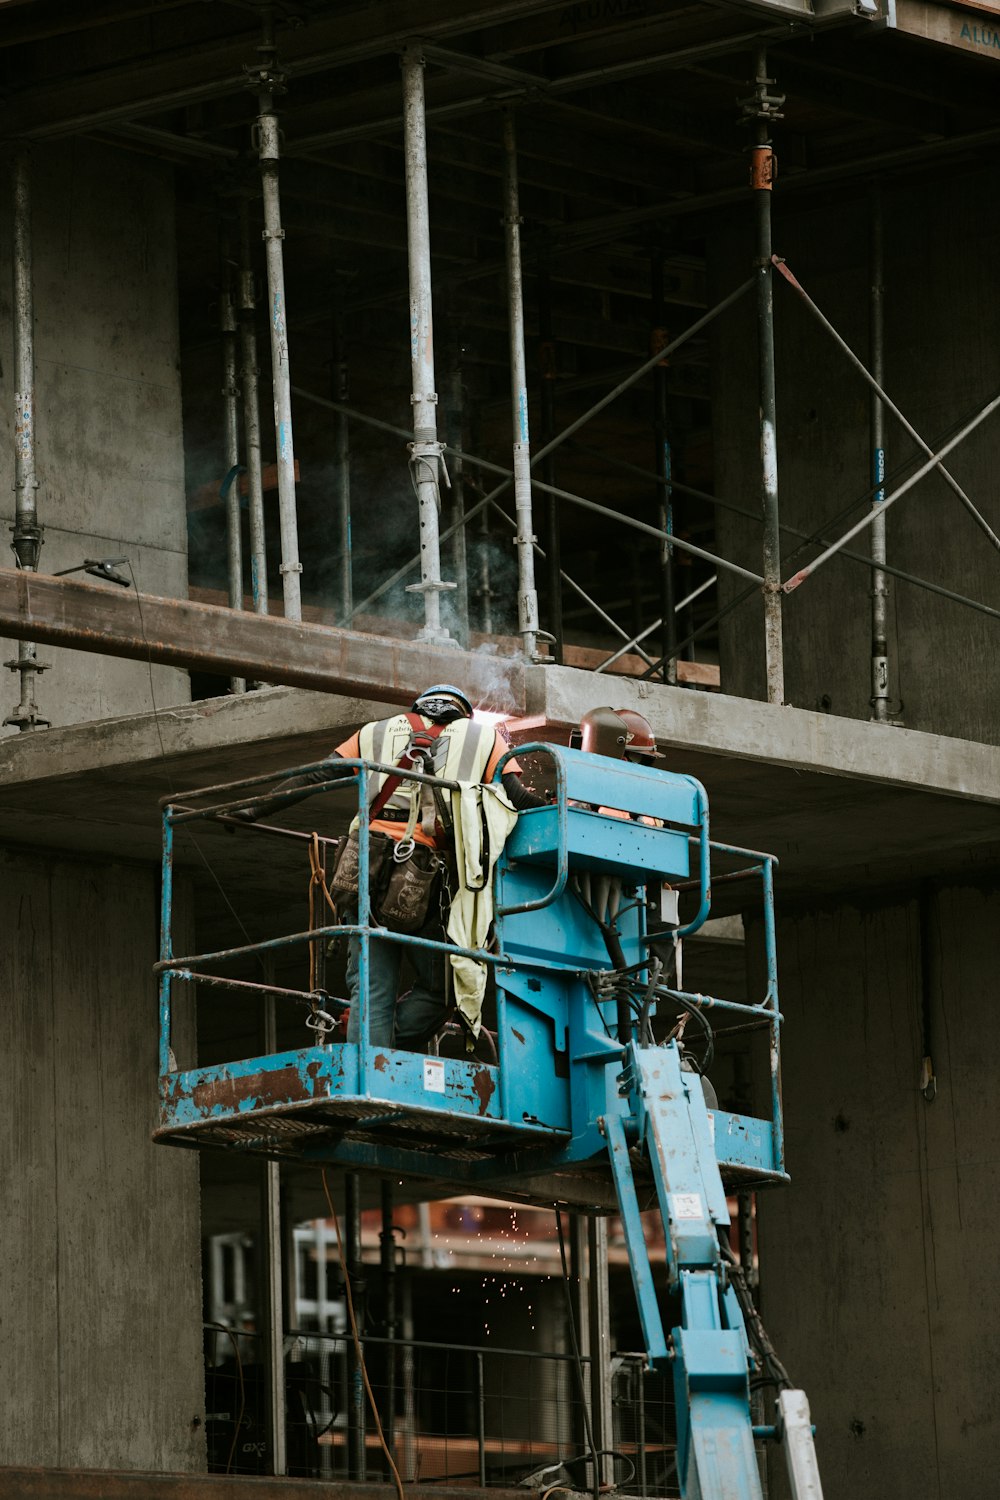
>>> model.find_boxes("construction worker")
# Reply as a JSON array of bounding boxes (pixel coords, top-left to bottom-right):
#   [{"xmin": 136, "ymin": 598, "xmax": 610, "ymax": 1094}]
[
  {"xmin": 330, "ymin": 684, "xmax": 543, "ymax": 1049},
  {"xmin": 235, "ymin": 684, "xmax": 541, "ymax": 1049},
  {"xmin": 578, "ymin": 705, "xmax": 662, "ymax": 768},
  {"xmin": 576, "ymin": 707, "xmax": 663, "ymax": 821}
]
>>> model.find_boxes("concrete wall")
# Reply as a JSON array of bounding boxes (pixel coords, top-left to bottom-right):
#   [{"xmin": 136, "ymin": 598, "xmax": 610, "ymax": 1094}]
[
  {"xmin": 753, "ymin": 884, "xmax": 1000, "ymax": 1498},
  {"xmin": 0, "ymin": 846, "xmax": 204, "ymax": 1470},
  {"xmin": 0, "ymin": 138, "xmax": 189, "ymax": 733},
  {"xmin": 709, "ymin": 166, "xmax": 1000, "ymax": 743}
]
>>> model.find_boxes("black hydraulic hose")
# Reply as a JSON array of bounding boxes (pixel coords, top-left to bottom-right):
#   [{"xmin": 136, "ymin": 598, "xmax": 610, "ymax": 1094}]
[
  {"xmin": 655, "ymin": 986, "xmax": 715, "ymax": 1074},
  {"xmin": 638, "ymin": 958, "xmax": 663, "ymax": 1045},
  {"xmin": 570, "ymin": 880, "xmax": 633, "ymax": 1042},
  {"xmin": 719, "ymin": 1231, "xmax": 791, "ymax": 1392}
]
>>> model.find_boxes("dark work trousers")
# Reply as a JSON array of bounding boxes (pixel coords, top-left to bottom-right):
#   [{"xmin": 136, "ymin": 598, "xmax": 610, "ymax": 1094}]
[{"xmin": 345, "ymin": 916, "xmax": 448, "ymax": 1049}]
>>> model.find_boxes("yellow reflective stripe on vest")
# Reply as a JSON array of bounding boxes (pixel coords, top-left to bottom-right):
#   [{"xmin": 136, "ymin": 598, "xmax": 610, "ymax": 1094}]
[
  {"xmin": 358, "ymin": 713, "xmax": 411, "ymax": 811},
  {"xmin": 358, "ymin": 714, "xmax": 494, "ymax": 813}
]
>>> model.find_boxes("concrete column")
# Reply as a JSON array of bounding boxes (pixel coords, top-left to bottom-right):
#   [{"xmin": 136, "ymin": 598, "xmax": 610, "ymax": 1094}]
[
  {"xmin": 751, "ymin": 890, "xmax": 1000, "ymax": 1498},
  {"xmin": 0, "ymin": 139, "xmax": 189, "ymax": 731},
  {"xmin": 0, "ymin": 850, "xmax": 203, "ymax": 1468}
]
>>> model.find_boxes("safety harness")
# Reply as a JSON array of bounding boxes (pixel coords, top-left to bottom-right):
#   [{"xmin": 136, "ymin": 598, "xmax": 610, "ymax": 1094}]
[{"xmin": 367, "ymin": 712, "xmax": 450, "ymax": 857}]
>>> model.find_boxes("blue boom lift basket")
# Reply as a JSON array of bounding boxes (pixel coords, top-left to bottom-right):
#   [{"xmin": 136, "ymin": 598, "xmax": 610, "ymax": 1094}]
[{"xmin": 154, "ymin": 743, "xmax": 785, "ymax": 1200}]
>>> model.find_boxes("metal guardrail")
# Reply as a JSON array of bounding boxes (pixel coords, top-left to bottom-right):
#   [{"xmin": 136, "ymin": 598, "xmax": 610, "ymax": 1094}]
[{"xmin": 204, "ymin": 1325, "xmax": 680, "ymax": 1496}]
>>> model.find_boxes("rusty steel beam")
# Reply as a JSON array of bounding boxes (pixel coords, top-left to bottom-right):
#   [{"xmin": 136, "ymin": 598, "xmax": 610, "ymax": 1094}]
[{"xmin": 0, "ymin": 568, "xmax": 527, "ymax": 713}]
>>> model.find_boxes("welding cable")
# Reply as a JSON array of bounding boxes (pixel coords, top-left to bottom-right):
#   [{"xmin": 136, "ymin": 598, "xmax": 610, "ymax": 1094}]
[
  {"xmin": 544, "ymin": 1451, "xmax": 638, "ymax": 1493},
  {"xmin": 219, "ymin": 463, "xmax": 246, "ymax": 504},
  {"xmin": 322, "ymin": 1169, "xmax": 406, "ymax": 1500},
  {"xmin": 718, "ymin": 1232, "xmax": 791, "ymax": 1393}
]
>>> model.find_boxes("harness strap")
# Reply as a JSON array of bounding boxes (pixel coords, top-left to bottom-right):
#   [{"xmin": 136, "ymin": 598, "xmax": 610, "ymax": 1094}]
[{"xmin": 367, "ymin": 712, "xmax": 446, "ymax": 822}]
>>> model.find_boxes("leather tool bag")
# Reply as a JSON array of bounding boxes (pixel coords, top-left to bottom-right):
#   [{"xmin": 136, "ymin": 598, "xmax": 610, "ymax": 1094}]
[
  {"xmin": 329, "ymin": 714, "xmax": 449, "ymax": 928},
  {"xmin": 328, "ymin": 827, "xmax": 394, "ymax": 905},
  {"xmin": 329, "ymin": 832, "xmax": 444, "ymax": 933},
  {"xmin": 378, "ymin": 843, "xmax": 447, "ymax": 934}
]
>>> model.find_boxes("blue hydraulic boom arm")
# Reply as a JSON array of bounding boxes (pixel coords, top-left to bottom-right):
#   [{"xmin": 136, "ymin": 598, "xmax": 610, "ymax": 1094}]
[
  {"xmin": 605, "ymin": 1044, "xmax": 823, "ymax": 1498},
  {"xmin": 492, "ymin": 743, "xmax": 824, "ymax": 1500},
  {"xmin": 605, "ymin": 1043, "xmax": 769, "ymax": 1499}
]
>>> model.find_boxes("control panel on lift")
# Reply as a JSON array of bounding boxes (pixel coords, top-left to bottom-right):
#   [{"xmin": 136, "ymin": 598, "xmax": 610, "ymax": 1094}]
[{"xmin": 154, "ymin": 742, "xmax": 823, "ymax": 1500}]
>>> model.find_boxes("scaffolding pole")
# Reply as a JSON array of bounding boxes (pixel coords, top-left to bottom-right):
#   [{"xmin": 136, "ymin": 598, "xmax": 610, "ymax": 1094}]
[
  {"xmin": 401, "ymin": 42, "xmax": 453, "ymax": 643},
  {"xmin": 593, "ymin": 574, "xmax": 716, "ymax": 674},
  {"xmin": 345, "ymin": 1171, "xmax": 366, "ymax": 1481},
  {"xmin": 220, "ymin": 239, "xmax": 246, "ymax": 695},
  {"xmin": 295, "ymin": 369, "xmax": 763, "ymax": 623},
  {"xmin": 587, "ymin": 1216, "xmax": 615, "ymax": 1492},
  {"xmin": 784, "ymin": 391, "xmax": 1000, "ymax": 591},
  {"xmin": 478, "ymin": 501, "xmax": 495, "ymax": 636},
  {"xmin": 447, "ymin": 361, "xmax": 470, "ymax": 644},
  {"xmin": 380, "ymin": 1181, "xmax": 398, "ymax": 1460},
  {"xmin": 6, "ymin": 146, "xmax": 47, "ymax": 731},
  {"xmin": 774, "ymin": 257, "xmax": 1000, "ymax": 554},
  {"xmin": 748, "ymin": 47, "xmax": 785, "ymax": 705},
  {"xmin": 261, "ymin": 987, "xmax": 286, "ymax": 1476},
  {"xmin": 238, "ymin": 198, "xmax": 269, "ymax": 617},
  {"xmin": 652, "ymin": 245, "xmax": 677, "ymax": 685},
  {"xmin": 487, "ymin": 493, "xmax": 660, "ymax": 667},
  {"xmin": 575, "ymin": 438, "xmax": 1000, "ymax": 634},
  {"xmin": 307, "ymin": 280, "xmax": 753, "ymax": 628},
  {"xmin": 502, "ymin": 108, "xmax": 540, "ymax": 660},
  {"xmin": 253, "ymin": 12, "xmax": 302, "ymax": 622},
  {"xmin": 869, "ymin": 190, "xmax": 889, "ymax": 722},
  {"xmin": 538, "ymin": 250, "xmax": 564, "ymax": 662},
  {"xmin": 332, "ymin": 284, "xmax": 353, "ymax": 621}
]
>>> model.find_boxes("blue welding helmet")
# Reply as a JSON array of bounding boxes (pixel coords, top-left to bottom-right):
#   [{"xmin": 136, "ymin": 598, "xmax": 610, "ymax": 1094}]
[{"xmin": 412, "ymin": 683, "xmax": 474, "ymax": 722}]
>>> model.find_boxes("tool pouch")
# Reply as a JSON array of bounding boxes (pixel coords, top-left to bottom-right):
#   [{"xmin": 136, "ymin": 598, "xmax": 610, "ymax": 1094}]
[
  {"xmin": 377, "ymin": 843, "xmax": 446, "ymax": 934},
  {"xmin": 328, "ymin": 827, "xmax": 394, "ymax": 905}
]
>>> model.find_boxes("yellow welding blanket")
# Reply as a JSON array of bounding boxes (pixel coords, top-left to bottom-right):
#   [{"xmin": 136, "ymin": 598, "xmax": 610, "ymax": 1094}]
[{"xmin": 445, "ymin": 782, "xmax": 519, "ymax": 1037}]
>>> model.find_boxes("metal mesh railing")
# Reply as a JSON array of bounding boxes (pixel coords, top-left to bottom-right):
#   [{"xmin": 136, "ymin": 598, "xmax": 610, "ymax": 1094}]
[
  {"xmin": 611, "ymin": 1355, "xmax": 679, "ymax": 1498},
  {"xmin": 205, "ymin": 1326, "xmax": 679, "ymax": 1493}
]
